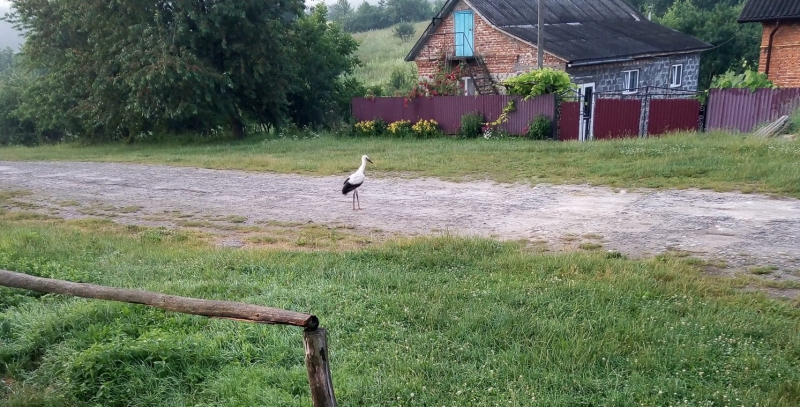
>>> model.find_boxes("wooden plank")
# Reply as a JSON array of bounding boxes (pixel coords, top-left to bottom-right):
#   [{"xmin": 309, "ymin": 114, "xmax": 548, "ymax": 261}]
[{"xmin": 0, "ymin": 269, "xmax": 318, "ymax": 329}]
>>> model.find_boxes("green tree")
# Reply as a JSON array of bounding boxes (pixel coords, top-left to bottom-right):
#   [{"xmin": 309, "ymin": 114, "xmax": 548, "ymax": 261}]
[
  {"xmin": 0, "ymin": 53, "xmax": 64, "ymax": 146},
  {"xmin": 658, "ymin": 0, "xmax": 760, "ymax": 90},
  {"xmin": 286, "ymin": 4, "xmax": 361, "ymax": 127},
  {"xmin": 386, "ymin": 0, "xmax": 433, "ymax": 25},
  {"xmin": 393, "ymin": 21, "xmax": 417, "ymax": 42},
  {"xmin": 627, "ymin": 0, "xmax": 742, "ymax": 19},
  {"xmin": 0, "ymin": 46, "xmax": 14, "ymax": 74},
  {"xmin": 7, "ymin": 0, "xmax": 308, "ymax": 140},
  {"xmin": 346, "ymin": 2, "xmax": 391, "ymax": 32},
  {"xmin": 329, "ymin": 0, "xmax": 354, "ymax": 25}
]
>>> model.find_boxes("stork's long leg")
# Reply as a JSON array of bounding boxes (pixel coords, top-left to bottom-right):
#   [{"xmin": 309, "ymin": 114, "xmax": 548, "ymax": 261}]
[
  {"xmin": 352, "ymin": 191, "xmax": 356, "ymax": 210},
  {"xmin": 355, "ymin": 190, "xmax": 361, "ymax": 210}
]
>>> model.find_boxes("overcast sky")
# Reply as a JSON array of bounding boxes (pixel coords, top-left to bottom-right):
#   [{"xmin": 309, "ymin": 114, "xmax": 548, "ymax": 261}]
[
  {"xmin": 0, "ymin": 0, "xmax": 384, "ymax": 51},
  {"xmin": 0, "ymin": 1, "xmax": 22, "ymax": 50}
]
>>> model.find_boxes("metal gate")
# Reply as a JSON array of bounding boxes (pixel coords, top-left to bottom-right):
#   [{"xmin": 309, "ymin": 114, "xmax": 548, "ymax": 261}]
[
  {"xmin": 557, "ymin": 101, "xmax": 580, "ymax": 141},
  {"xmin": 593, "ymin": 98, "xmax": 642, "ymax": 139}
]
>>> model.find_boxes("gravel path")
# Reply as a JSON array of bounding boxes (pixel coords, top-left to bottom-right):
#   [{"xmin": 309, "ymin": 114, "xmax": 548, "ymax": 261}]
[{"xmin": 2, "ymin": 161, "xmax": 799, "ymax": 289}]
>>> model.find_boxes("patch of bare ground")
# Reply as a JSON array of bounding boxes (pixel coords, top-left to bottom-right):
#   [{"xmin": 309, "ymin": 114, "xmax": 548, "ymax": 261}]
[{"xmin": 2, "ymin": 161, "xmax": 800, "ymax": 298}]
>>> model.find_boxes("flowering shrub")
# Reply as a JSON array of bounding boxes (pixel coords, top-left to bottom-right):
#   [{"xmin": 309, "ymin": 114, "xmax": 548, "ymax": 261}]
[
  {"xmin": 482, "ymin": 127, "xmax": 510, "ymax": 140},
  {"xmin": 405, "ymin": 56, "xmax": 465, "ymax": 103},
  {"xmin": 387, "ymin": 120, "xmax": 413, "ymax": 138},
  {"xmin": 353, "ymin": 120, "xmax": 375, "ymax": 136},
  {"xmin": 411, "ymin": 119, "xmax": 441, "ymax": 139},
  {"xmin": 353, "ymin": 119, "xmax": 387, "ymax": 137}
]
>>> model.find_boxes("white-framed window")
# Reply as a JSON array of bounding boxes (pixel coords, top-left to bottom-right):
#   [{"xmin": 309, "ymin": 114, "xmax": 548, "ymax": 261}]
[
  {"xmin": 623, "ymin": 69, "xmax": 639, "ymax": 94},
  {"xmin": 669, "ymin": 64, "xmax": 683, "ymax": 88}
]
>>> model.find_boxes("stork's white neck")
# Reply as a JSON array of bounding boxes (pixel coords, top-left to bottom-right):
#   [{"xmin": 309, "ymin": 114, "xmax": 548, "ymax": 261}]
[{"xmin": 357, "ymin": 157, "xmax": 368, "ymax": 173}]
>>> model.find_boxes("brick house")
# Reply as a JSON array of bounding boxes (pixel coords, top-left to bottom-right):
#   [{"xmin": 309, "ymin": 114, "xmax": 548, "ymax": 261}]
[
  {"xmin": 738, "ymin": 0, "xmax": 800, "ymax": 87},
  {"xmin": 405, "ymin": 0, "xmax": 711, "ymax": 99}
]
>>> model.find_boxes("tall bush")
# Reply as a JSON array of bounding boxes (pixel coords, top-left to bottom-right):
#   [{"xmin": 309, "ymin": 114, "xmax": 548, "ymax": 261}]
[
  {"xmin": 709, "ymin": 68, "xmax": 776, "ymax": 92},
  {"xmin": 526, "ymin": 114, "xmax": 552, "ymax": 140},
  {"xmin": 459, "ymin": 112, "xmax": 484, "ymax": 138}
]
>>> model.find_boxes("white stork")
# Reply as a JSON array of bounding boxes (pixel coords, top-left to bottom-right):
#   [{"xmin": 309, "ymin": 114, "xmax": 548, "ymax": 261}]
[{"xmin": 342, "ymin": 155, "xmax": 373, "ymax": 210}]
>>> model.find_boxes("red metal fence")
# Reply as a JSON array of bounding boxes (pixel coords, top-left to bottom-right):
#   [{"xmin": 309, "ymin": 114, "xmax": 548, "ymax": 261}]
[
  {"xmin": 593, "ymin": 99, "xmax": 642, "ymax": 139},
  {"xmin": 353, "ymin": 88, "xmax": 800, "ymax": 140},
  {"xmin": 352, "ymin": 95, "xmax": 556, "ymax": 135},
  {"xmin": 647, "ymin": 98, "xmax": 702, "ymax": 135},
  {"xmin": 706, "ymin": 88, "xmax": 800, "ymax": 133}
]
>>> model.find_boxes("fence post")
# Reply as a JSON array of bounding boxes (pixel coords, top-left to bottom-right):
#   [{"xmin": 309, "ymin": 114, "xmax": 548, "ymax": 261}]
[{"xmin": 304, "ymin": 327, "xmax": 337, "ymax": 407}]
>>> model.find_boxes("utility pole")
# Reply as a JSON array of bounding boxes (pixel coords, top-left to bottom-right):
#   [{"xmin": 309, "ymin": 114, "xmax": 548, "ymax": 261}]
[{"xmin": 537, "ymin": 0, "xmax": 544, "ymax": 68}]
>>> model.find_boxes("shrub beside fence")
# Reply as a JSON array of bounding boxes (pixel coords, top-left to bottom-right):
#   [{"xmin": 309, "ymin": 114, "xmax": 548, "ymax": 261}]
[{"xmin": 352, "ymin": 95, "xmax": 556, "ymax": 135}]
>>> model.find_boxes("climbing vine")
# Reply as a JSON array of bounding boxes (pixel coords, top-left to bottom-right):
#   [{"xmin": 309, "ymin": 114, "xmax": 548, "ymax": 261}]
[{"xmin": 482, "ymin": 100, "xmax": 515, "ymax": 135}]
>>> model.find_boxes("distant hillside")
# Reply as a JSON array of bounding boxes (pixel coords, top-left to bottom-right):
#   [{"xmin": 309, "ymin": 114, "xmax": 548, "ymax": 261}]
[{"xmin": 350, "ymin": 21, "xmax": 427, "ymax": 87}]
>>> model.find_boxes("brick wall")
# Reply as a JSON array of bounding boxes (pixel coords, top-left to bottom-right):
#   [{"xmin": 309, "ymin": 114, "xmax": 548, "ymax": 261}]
[
  {"xmin": 412, "ymin": 0, "xmax": 702, "ymax": 93},
  {"xmin": 414, "ymin": 0, "xmax": 565, "ymax": 86},
  {"xmin": 758, "ymin": 21, "xmax": 800, "ymax": 87}
]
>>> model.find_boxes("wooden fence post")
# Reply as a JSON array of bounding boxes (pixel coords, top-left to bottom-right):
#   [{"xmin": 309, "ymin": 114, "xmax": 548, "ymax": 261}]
[{"xmin": 303, "ymin": 328, "xmax": 337, "ymax": 407}]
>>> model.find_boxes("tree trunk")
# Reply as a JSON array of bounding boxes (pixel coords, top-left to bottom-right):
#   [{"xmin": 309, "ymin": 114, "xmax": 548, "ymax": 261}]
[{"xmin": 230, "ymin": 113, "xmax": 245, "ymax": 140}]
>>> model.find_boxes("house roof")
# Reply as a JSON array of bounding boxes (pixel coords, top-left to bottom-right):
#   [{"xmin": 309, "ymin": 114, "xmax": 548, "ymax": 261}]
[
  {"xmin": 405, "ymin": 0, "xmax": 712, "ymax": 65},
  {"xmin": 738, "ymin": 0, "xmax": 800, "ymax": 22}
]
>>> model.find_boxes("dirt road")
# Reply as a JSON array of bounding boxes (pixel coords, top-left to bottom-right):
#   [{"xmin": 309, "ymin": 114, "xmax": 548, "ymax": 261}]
[{"xmin": 2, "ymin": 161, "xmax": 799, "ymax": 288}]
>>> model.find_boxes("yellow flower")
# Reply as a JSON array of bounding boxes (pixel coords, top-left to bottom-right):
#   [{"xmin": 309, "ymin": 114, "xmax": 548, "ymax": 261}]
[
  {"xmin": 411, "ymin": 120, "xmax": 440, "ymax": 138},
  {"xmin": 388, "ymin": 120, "xmax": 412, "ymax": 136}
]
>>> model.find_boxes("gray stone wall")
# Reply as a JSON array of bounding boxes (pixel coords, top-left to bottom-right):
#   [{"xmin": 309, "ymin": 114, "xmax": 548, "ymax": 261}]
[{"xmin": 565, "ymin": 53, "xmax": 702, "ymax": 93}]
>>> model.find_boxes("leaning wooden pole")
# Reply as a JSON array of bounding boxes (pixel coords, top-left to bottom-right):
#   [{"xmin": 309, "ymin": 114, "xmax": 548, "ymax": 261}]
[
  {"xmin": 0, "ymin": 269, "xmax": 318, "ymax": 329},
  {"xmin": 304, "ymin": 328, "xmax": 337, "ymax": 407}
]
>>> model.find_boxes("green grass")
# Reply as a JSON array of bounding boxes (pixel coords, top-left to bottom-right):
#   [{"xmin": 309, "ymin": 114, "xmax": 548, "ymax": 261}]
[
  {"xmin": 3, "ymin": 131, "xmax": 800, "ymax": 197},
  {"xmin": 351, "ymin": 22, "xmax": 427, "ymax": 87},
  {"xmin": 1, "ymin": 217, "xmax": 799, "ymax": 406}
]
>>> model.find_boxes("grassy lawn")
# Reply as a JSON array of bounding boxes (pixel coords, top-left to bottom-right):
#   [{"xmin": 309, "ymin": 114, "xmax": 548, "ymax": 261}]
[
  {"xmin": 2, "ymin": 131, "xmax": 800, "ymax": 405},
  {"xmin": 1, "ymin": 216, "xmax": 798, "ymax": 406},
  {"xmin": 2, "ymin": 131, "xmax": 800, "ymax": 197},
  {"xmin": 350, "ymin": 22, "xmax": 427, "ymax": 87}
]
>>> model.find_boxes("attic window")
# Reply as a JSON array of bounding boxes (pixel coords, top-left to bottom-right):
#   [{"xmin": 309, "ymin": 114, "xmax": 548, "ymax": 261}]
[
  {"xmin": 669, "ymin": 64, "xmax": 683, "ymax": 88},
  {"xmin": 623, "ymin": 69, "xmax": 639, "ymax": 94}
]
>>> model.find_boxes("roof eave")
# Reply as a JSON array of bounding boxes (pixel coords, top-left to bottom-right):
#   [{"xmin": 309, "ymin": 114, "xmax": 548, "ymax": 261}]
[
  {"xmin": 737, "ymin": 16, "xmax": 800, "ymax": 23},
  {"xmin": 405, "ymin": 0, "xmax": 460, "ymax": 61},
  {"xmin": 567, "ymin": 47, "xmax": 712, "ymax": 67}
]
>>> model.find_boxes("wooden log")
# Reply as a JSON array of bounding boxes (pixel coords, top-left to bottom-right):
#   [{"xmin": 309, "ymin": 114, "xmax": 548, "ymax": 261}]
[
  {"xmin": 304, "ymin": 328, "xmax": 337, "ymax": 407},
  {"xmin": 0, "ymin": 269, "xmax": 318, "ymax": 329}
]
